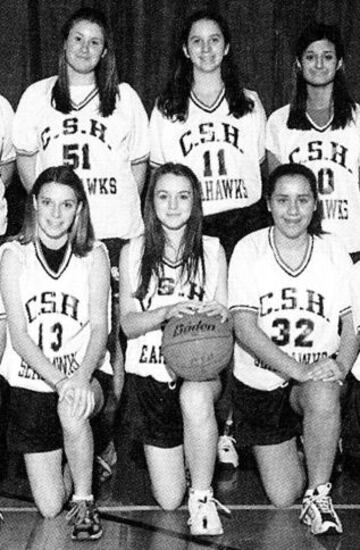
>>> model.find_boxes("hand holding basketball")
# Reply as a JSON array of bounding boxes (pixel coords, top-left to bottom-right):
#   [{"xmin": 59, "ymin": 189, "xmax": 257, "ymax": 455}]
[
  {"xmin": 164, "ymin": 300, "xmax": 200, "ymax": 320},
  {"xmin": 196, "ymin": 301, "xmax": 229, "ymax": 322}
]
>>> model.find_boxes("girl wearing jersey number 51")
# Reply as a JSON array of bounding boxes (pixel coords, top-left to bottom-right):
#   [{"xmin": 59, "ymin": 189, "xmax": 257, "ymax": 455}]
[
  {"xmin": 267, "ymin": 23, "xmax": 360, "ymax": 257},
  {"xmin": 13, "ymin": 7, "xmax": 148, "ymax": 242},
  {"xmin": 12, "ymin": 7, "xmax": 148, "ymax": 464},
  {"xmin": 229, "ymin": 163, "xmax": 358, "ymax": 536}
]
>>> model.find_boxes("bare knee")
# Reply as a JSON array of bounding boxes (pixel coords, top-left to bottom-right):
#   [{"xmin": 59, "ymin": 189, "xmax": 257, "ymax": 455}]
[
  {"xmin": 180, "ymin": 381, "xmax": 217, "ymax": 423},
  {"xmin": 153, "ymin": 488, "xmax": 185, "ymax": 511},
  {"xmin": 267, "ymin": 481, "xmax": 304, "ymax": 508},
  {"xmin": 36, "ymin": 496, "xmax": 64, "ymax": 519},
  {"xmin": 302, "ymin": 381, "xmax": 340, "ymax": 417}
]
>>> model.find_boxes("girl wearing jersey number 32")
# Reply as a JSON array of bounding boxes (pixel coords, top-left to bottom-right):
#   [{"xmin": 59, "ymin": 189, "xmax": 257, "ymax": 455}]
[{"xmin": 229, "ymin": 163, "xmax": 358, "ymax": 536}]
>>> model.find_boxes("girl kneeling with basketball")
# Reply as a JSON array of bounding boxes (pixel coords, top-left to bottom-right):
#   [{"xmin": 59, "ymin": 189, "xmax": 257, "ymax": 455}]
[
  {"xmin": 119, "ymin": 162, "xmax": 229, "ymax": 535},
  {"xmin": 0, "ymin": 166, "xmax": 112, "ymax": 541}
]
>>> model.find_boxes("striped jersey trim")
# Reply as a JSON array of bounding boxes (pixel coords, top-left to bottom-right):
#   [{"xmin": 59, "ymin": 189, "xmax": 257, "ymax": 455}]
[{"xmin": 269, "ymin": 227, "xmax": 313, "ymax": 277}]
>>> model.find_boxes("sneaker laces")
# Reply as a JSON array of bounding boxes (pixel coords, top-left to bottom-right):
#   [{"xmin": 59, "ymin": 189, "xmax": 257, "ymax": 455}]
[
  {"xmin": 300, "ymin": 491, "xmax": 333, "ymax": 521},
  {"xmin": 188, "ymin": 493, "xmax": 231, "ymax": 525},
  {"xmin": 312, "ymin": 494, "xmax": 334, "ymax": 516},
  {"xmin": 66, "ymin": 500, "xmax": 93, "ymax": 525}
]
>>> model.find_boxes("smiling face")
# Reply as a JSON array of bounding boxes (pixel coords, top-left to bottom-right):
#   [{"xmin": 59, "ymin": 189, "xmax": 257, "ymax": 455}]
[
  {"xmin": 184, "ymin": 18, "xmax": 229, "ymax": 75},
  {"xmin": 64, "ymin": 19, "xmax": 106, "ymax": 80},
  {"xmin": 268, "ymin": 175, "xmax": 317, "ymax": 242},
  {"xmin": 154, "ymin": 174, "xmax": 194, "ymax": 235},
  {"xmin": 299, "ymin": 38, "xmax": 341, "ymax": 88},
  {"xmin": 35, "ymin": 182, "xmax": 80, "ymax": 248}
]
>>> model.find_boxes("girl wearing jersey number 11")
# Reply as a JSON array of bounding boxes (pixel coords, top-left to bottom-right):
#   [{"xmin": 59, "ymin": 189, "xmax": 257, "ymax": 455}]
[
  {"xmin": 119, "ymin": 162, "xmax": 230, "ymax": 536},
  {"xmin": 150, "ymin": 9, "xmax": 268, "ymax": 261},
  {"xmin": 150, "ymin": 8, "xmax": 267, "ymax": 469},
  {"xmin": 229, "ymin": 163, "xmax": 358, "ymax": 536},
  {"xmin": 0, "ymin": 166, "xmax": 112, "ymax": 541}
]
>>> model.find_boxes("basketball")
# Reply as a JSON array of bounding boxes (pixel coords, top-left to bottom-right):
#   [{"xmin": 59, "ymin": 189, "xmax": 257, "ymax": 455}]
[{"xmin": 161, "ymin": 312, "xmax": 234, "ymax": 381}]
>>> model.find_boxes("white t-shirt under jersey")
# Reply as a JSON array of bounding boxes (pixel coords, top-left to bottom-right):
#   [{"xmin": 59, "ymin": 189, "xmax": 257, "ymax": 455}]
[
  {"xmin": 13, "ymin": 77, "xmax": 149, "ymax": 240},
  {"xmin": 229, "ymin": 227, "xmax": 352, "ymax": 391}
]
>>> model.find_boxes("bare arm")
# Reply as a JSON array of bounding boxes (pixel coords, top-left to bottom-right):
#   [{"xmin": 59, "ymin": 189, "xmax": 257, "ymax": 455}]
[
  {"xmin": 119, "ymin": 244, "xmax": 201, "ymax": 339},
  {"xmin": 233, "ymin": 309, "xmax": 311, "ymax": 383},
  {"xmin": 311, "ymin": 312, "xmax": 360, "ymax": 383},
  {"xmin": 131, "ymin": 159, "xmax": 148, "ymax": 196},
  {"xmin": 58, "ymin": 245, "xmax": 111, "ymax": 417},
  {"xmin": 16, "ymin": 153, "xmax": 37, "ymax": 193},
  {"xmin": 197, "ymin": 244, "xmax": 228, "ymax": 321}
]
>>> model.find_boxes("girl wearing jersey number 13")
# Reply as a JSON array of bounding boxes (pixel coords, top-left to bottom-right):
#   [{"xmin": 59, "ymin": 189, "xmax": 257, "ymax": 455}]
[
  {"xmin": 0, "ymin": 166, "xmax": 111, "ymax": 541},
  {"xmin": 12, "ymin": 8, "xmax": 150, "ymax": 427},
  {"xmin": 229, "ymin": 163, "xmax": 358, "ymax": 536},
  {"xmin": 119, "ymin": 162, "xmax": 230, "ymax": 536}
]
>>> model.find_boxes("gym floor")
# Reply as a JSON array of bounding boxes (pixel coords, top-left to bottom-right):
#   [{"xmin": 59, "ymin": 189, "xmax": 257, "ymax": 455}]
[{"xmin": 1, "ymin": 420, "xmax": 360, "ymax": 550}]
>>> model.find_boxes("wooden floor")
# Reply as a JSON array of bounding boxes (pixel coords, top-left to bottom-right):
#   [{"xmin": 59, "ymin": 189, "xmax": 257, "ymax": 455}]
[{"xmin": 1, "ymin": 442, "xmax": 360, "ymax": 550}]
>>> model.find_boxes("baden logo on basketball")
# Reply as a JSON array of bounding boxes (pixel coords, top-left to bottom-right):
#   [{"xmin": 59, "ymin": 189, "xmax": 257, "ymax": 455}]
[
  {"xmin": 172, "ymin": 318, "xmax": 216, "ymax": 337},
  {"xmin": 162, "ymin": 312, "xmax": 234, "ymax": 381}
]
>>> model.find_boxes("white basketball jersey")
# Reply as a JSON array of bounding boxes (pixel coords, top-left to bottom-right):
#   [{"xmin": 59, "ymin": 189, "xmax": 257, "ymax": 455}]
[
  {"xmin": 229, "ymin": 227, "xmax": 352, "ymax": 390},
  {"xmin": 0, "ymin": 94, "xmax": 15, "ymax": 235},
  {"xmin": 150, "ymin": 89, "xmax": 266, "ymax": 216},
  {"xmin": 12, "ymin": 77, "xmax": 149, "ymax": 240},
  {"xmin": 125, "ymin": 235, "xmax": 221, "ymax": 382},
  {"xmin": 266, "ymin": 104, "xmax": 360, "ymax": 253},
  {"xmin": 1, "ymin": 240, "xmax": 112, "ymax": 392}
]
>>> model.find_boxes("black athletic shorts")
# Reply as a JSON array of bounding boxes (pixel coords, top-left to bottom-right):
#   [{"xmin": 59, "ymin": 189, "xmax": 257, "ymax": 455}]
[
  {"xmin": 7, "ymin": 370, "xmax": 111, "ymax": 454},
  {"xmin": 232, "ymin": 375, "xmax": 301, "ymax": 447},
  {"xmin": 123, "ymin": 373, "xmax": 183, "ymax": 449}
]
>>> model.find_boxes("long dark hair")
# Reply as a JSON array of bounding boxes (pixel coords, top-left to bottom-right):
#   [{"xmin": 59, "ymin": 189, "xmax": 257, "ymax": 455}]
[
  {"xmin": 288, "ymin": 22, "xmax": 355, "ymax": 130},
  {"xmin": 267, "ymin": 163, "xmax": 324, "ymax": 236},
  {"xmin": 19, "ymin": 165, "xmax": 95, "ymax": 256},
  {"xmin": 157, "ymin": 9, "xmax": 254, "ymax": 122},
  {"xmin": 135, "ymin": 163, "xmax": 205, "ymax": 301},
  {"xmin": 52, "ymin": 7, "xmax": 119, "ymax": 117}
]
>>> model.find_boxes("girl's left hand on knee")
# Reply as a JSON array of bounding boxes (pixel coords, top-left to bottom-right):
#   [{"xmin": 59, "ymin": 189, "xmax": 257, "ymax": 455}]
[{"xmin": 59, "ymin": 376, "xmax": 95, "ymax": 419}]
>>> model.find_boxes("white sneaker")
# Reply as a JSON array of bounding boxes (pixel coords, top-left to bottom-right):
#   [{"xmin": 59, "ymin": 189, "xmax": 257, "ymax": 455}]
[
  {"xmin": 188, "ymin": 487, "xmax": 230, "ymax": 536},
  {"xmin": 300, "ymin": 483, "xmax": 342, "ymax": 535},
  {"xmin": 217, "ymin": 435, "xmax": 239, "ymax": 468}
]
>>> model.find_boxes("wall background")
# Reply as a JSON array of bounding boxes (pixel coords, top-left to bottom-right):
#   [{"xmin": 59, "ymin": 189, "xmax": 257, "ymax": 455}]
[
  {"xmin": 1, "ymin": 0, "xmax": 360, "ymax": 117},
  {"xmin": 2, "ymin": 0, "xmax": 359, "ymax": 233}
]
